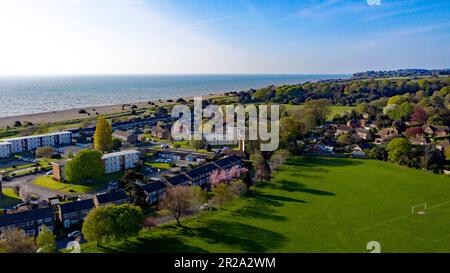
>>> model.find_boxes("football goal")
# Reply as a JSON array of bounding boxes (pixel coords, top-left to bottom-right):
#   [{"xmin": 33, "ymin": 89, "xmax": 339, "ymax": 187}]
[{"xmin": 411, "ymin": 203, "xmax": 427, "ymax": 215}]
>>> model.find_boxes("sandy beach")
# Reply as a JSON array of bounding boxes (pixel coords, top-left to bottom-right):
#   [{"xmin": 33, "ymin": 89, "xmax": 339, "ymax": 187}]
[{"xmin": 0, "ymin": 93, "xmax": 225, "ymax": 128}]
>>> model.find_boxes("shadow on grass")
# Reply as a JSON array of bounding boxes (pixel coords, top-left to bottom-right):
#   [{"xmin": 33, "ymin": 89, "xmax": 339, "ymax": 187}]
[
  {"xmin": 178, "ymin": 220, "xmax": 286, "ymax": 252},
  {"xmin": 261, "ymin": 179, "xmax": 335, "ymax": 196},
  {"xmin": 284, "ymin": 156, "xmax": 363, "ymax": 169},
  {"xmin": 0, "ymin": 194, "xmax": 21, "ymax": 208},
  {"xmin": 98, "ymin": 234, "xmax": 208, "ymax": 253}
]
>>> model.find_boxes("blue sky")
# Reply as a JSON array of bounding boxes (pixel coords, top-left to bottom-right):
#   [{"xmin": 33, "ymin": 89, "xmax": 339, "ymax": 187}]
[{"xmin": 0, "ymin": 0, "xmax": 449, "ymax": 74}]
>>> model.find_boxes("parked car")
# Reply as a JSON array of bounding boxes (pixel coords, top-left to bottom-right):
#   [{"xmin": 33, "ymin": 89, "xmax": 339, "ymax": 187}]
[
  {"xmin": 45, "ymin": 170, "xmax": 53, "ymax": 175},
  {"xmin": 68, "ymin": 230, "xmax": 82, "ymax": 239}
]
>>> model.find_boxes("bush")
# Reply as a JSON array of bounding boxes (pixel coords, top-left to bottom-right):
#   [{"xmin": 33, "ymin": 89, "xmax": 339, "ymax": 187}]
[{"xmin": 78, "ymin": 109, "xmax": 87, "ymax": 114}]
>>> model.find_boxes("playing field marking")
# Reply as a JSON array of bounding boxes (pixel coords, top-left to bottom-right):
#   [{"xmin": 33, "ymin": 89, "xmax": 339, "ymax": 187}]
[
  {"xmin": 356, "ymin": 200, "xmax": 450, "ymax": 235},
  {"xmin": 430, "ymin": 233, "xmax": 450, "ymax": 243},
  {"xmin": 384, "ymin": 224, "xmax": 428, "ymax": 242},
  {"xmin": 355, "ymin": 215, "xmax": 409, "ymax": 234}
]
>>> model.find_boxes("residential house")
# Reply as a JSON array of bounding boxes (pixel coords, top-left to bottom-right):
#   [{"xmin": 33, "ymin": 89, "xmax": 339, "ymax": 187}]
[
  {"xmin": 355, "ymin": 128, "xmax": 369, "ymax": 140},
  {"xmin": 166, "ymin": 173, "xmax": 191, "ymax": 187},
  {"xmin": 93, "ymin": 190, "xmax": 129, "ymax": 207},
  {"xmin": 151, "ymin": 125, "xmax": 171, "ymax": 139},
  {"xmin": 102, "ymin": 150, "xmax": 141, "ymax": 174},
  {"xmin": 423, "ymin": 125, "xmax": 450, "ymax": 138},
  {"xmin": 335, "ymin": 125, "xmax": 352, "ymax": 136},
  {"xmin": 0, "ymin": 207, "xmax": 55, "ymax": 236},
  {"xmin": 58, "ymin": 199, "xmax": 94, "ymax": 228},
  {"xmin": 379, "ymin": 127, "xmax": 399, "ymax": 142},
  {"xmin": 138, "ymin": 180, "xmax": 167, "ymax": 205},
  {"xmin": 436, "ymin": 140, "xmax": 450, "ymax": 151},
  {"xmin": 213, "ymin": 155, "xmax": 243, "ymax": 171},
  {"xmin": 112, "ymin": 130, "xmax": 138, "ymax": 144},
  {"xmin": 185, "ymin": 163, "xmax": 220, "ymax": 187},
  {"xmin": 51, "ymin": 160, "xmax": 67, "ymax": 181},
  {"xmin": 409, "ymin": 135, "xmax": 429, "ymax": 146}
]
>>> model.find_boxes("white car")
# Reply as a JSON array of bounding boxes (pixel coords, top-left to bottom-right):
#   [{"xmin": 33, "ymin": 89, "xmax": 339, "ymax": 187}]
[
  {"xmin": 45, "ymin": 170, "xmax": 53, "ymax": 175},
  {"xmin": 68, "ymin": 230, "xmax": 82, "ymax": 239}
]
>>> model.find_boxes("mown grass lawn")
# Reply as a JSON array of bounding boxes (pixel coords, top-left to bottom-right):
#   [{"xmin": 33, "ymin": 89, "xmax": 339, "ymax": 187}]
[
  {"xmin": 34, "ymin": 174, "xmax": 119, "ymax": 194},
  {"xmin": 0, "ymin": 188, "xmax": 22, "ymax": 208},
  {"xmin": 82, "ymin": 157, "xmax": 450, "ymax": 253}
]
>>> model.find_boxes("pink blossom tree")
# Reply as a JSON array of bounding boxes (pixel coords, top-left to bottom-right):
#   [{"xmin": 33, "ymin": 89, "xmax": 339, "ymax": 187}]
[{"xmin": 210, "ymin": 169, "xmax": 228, "ymax": 188}]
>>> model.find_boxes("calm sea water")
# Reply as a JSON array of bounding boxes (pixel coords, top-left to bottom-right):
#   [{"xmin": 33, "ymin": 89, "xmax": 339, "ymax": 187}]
[{"xmin": 0, "ymin": 74, "xmax": 348, "ymax": 118}]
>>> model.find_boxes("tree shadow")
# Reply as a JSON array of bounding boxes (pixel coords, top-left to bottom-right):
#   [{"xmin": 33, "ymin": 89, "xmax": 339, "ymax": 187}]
[
  {"xmin": 262, "ymin": 179, "xmax": 335, "ymax": 196},
  {"xmin": 285, "ymin": 156, "xmax": 363, "ymax": 169},
  {"xmin": 100, "ymin": 234, "xmax": 208, "ymax": 253},
  {"xmin": 179, "ymin": 220, "xmax": 286, "ymax": 252}
]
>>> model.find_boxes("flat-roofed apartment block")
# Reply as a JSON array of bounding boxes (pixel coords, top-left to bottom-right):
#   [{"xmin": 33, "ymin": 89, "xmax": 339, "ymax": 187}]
[
  {"xmin": 102, "ymin": 150, "xmax": 141, "ymax": 174},
  {"xmin": 0, "ymin": 142, "xmax": 11, "ymax": 158},
  {"xmin": 1, "ymin": 131, "xmax": 72, "ymax": 154}
]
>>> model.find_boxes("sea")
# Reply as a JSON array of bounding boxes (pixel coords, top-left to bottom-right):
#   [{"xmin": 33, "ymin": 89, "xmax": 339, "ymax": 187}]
[{"xmin": 0, "ymin": 74, "xmax": 348, "ymax": 118}]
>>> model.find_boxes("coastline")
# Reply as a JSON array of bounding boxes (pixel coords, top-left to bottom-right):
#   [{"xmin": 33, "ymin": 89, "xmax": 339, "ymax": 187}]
[{"xmin": 0, "ymin": 93, "xmax": 224, "ymax": 128}]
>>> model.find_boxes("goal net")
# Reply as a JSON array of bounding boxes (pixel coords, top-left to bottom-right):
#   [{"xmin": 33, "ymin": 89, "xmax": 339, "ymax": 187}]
[{"xmin": 411, "ymin": 203, "xmax": 427, "ymax": 215}]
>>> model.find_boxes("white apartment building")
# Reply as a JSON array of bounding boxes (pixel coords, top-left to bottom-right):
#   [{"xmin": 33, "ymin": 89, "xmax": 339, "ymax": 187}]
[
  {"xmin": 102, "ymin": 150, "xmax": 140, "ymax": 174},
  {"xmin": 0, "ymin": 131, "xmax": 72, "ymax": 157},
  {"xmin": 0, "ymin": 142, "xmax": 11, "ymax": 158}
]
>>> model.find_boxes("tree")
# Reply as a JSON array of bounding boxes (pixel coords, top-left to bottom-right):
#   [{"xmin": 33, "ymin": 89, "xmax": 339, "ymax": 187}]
[
  {"xmin": 82, "ymin": 204, "xmax": 143, "ymax": 245},
  {"xmin": 13, "ymin": 120, "xmax": 22, "ymax": 127},
  {"xmin": 268, "ymin": 149, "xmax": 290, "ymax": 172},
  {"xmin": 387, "ymin": 138, "xmax": 411, "ymax": 165},
  {"xmin": 404, "ymin": 127, "xmax": 424, "ymax": 138},
  {"xmin": 420, "ymin": 145, "xmax": 445, "ymax": 173},
  {"xmin": 94, "ymin": 116, "xmax": 112, "ymax": 152},
  {"xmin": 211, "ymin": 183, "xmax": 232, "ymax": 209},
  {"xmin": 304, "ymin": 99, "xmax": 331, "ymax": 125},
  {"xmin": 189, "ymin": 186, "xmax": 207, "ymax": 221},
  {"xmin": 19, "ymin": 185, "xmax": 32, "ymax": 203},
  {"xmin": 120, "ymin": 170, "xmax": 147, "ymax": 207},
  {"xmin": 159, "ymin": 186, "xmax": 193, "ymax": 226},
  {"xmin": 410, "ymin": 106, "xmax": 428, "ymax": 125},
  {"xmin": 35, "ymin": 146, "xmax": 55, "ymax": 158},
  {"xmin": 65, "ymin": 150, "xmax": 104, "ymax": 182},
  {"xmin": 252, "ymin": 152, "xmax": 271, "ymax": 182},
  {"xmin": 36, "ymin": 225, "xmax": 56, "ymax": 253},
  {"xmin": 112, "ymin": 138, "xmax": 122, "ymax": 150},
  {"xmin": 0, "ymin": 228, "xmax": 37, "ymax": 253},
  {"xmin": 444, "ymin": 145, "xmax": 450, "ymax": 161},
  {"xmin": 229, "ymin": 181, "xmax": 247, "ymax": 198},
  {"xmin": 368, "ymin": 145, "xmax": 388, "ymax": 161},
  {"xmin": 190, "ymin": 140, "xmax": 205, "ymax": 151},
  {"xmin": 209, "ymin": 169, "xmax": 229, "ymax": 188}
]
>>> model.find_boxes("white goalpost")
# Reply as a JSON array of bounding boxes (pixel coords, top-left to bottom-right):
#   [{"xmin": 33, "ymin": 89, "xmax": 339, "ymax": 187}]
[{"xmin": 412, "ymin": 203, "xmax": 427, "ymax": 215}]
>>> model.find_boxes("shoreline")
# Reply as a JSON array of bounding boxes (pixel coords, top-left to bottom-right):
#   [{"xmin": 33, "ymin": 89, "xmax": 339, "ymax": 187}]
[{"xmin": 0, "ymin": 92, "xmax": 225, "ymax": 128}]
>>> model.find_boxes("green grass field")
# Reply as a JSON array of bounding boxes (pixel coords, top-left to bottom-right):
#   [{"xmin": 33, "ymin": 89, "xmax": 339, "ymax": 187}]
[
  {"xmin": 0, "ymin": 188, "xmax": 22, "ymax": 208},
  {"xmin": 34, "ymin": 173, "xmax": 120, "ymax": 194},
  {"xmin": 82, "ymin": 156, "xmax": 450, "ymax": 253},
  {"xmin": 283, "ymin": 104, "xmax": 355, "ymax": 121}
]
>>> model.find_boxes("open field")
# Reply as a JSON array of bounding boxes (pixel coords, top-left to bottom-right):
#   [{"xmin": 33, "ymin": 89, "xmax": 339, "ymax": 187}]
[
  {"xmin": 82, "ymin": 156, "xmax": 450, "ymax": 253},
  {"xmin": 283, "ymin": 104, "xmax": 355, "ymax": 120}
]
